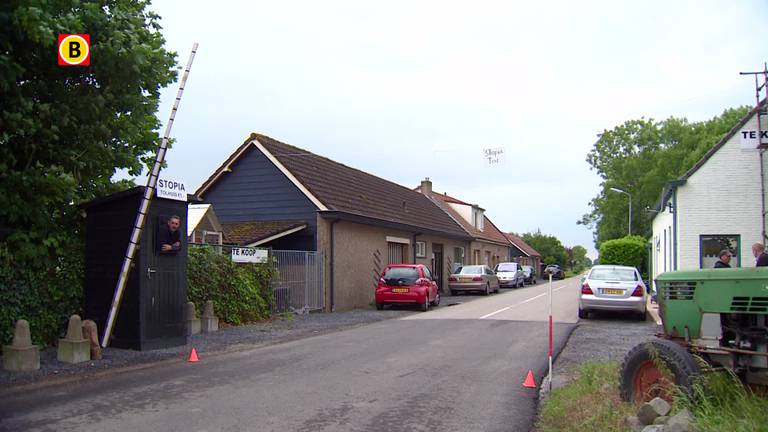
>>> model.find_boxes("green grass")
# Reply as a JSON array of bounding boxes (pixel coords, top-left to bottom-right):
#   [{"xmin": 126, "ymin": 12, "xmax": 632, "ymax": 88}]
[
  {"xmin": 682, "ymin": 370, "xmax": 768, "ymax": 432},
  {"xmin": 536, "ymin": 362, "xmax": 635, "ymax": 432},
  {"xmin": 536, "ymin": 361, "xmax": 768, "ymax": 432}
]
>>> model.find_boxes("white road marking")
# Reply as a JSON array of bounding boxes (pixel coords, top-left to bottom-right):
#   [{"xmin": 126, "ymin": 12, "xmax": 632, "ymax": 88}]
[{"xmin": 479, "ymin": 283, "xmax": 571, "ymax": 319}]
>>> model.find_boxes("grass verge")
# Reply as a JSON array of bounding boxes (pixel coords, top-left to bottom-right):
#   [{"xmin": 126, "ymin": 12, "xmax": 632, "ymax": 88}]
[
  {"xmin": 682, "ymin": 369, "xmax": 768, "ymax": 432},
  {"xmin": 535, "ymin": 362, "xmax": 634, "ymax": 432}
]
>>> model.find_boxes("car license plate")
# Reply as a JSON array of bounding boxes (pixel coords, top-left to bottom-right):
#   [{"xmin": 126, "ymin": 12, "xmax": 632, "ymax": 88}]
[
  {"xmin": 459, "ymin": 277, "xmax": 472, "ymax": 282},
  {"xmin": 603, "ymin": 288, "xmax": 623, "ymax": 295},
  {"xmin": 392, "ymin": 288, "xmax": 409, "ymax": 293}
]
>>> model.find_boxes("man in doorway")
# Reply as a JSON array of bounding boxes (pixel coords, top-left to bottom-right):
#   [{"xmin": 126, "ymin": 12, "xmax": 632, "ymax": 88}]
[
  {"xmin": 159, "ymin": 215, "xmax": 182, "ymax": 255},
  {"xmin": 753, "ymin": 242, "xmax": 768, "ymax": 267},
  {"xmin": 714, "ymin": 249, "xmax": 732, "ymax": 268}
]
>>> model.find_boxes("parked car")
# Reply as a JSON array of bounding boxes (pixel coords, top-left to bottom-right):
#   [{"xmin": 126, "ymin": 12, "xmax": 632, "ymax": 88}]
[
  {"xmin": 448, "ymin": 265, "xmax": 500, "ymax": 295},
  {"xmin": 544, "ymin": 264, "xmax": 565, "ymax": 280},
  {"xmin": 521, "ymin": 265, "xmax": 537, "ymax": 284},
  {"xmin": 494, "ymin": 262, "xmax": 525, "ymax": 288},
  {"xmin": 579, "ymin": 265, "xmax": 647, "ymax": 321},
  {"xmin": 375, "ymin": 264, "xmax": 439, "ymax": 311}
]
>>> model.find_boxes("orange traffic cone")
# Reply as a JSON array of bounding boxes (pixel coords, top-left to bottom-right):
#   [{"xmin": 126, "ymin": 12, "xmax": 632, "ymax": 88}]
[
  {"xmin": 188, "ymin": 347, "xmax": 200, "ymax": 363},
  {"xmin": 522, "ymin": 370, "xmax": 536, "ymax": 388}
]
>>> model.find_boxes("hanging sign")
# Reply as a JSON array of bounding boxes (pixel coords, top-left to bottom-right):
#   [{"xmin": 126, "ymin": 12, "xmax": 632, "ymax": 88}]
[
  {"xmin": 483, "ymin": 147, "xmax": 505, "ymax": 166},
  {"xmin": 231, "ymin": 247, "xmax": 269, "ymax": 263},
  {"xmin": 157, "ymin": 178, "xmax": 187, "ymax": 201}
]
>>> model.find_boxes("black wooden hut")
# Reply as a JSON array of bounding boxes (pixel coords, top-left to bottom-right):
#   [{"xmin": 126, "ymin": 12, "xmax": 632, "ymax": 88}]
[{"xmin": 82, "ymin": 187, "xmax": 189, "ymax": 350}]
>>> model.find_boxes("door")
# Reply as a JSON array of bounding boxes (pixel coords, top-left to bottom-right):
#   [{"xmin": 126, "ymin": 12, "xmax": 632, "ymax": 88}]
[
  {"xmin": 432, "ymin": 243, "xmax": 443, "ymax": 292},
  {"xmin": 145, "ymin": 215, "xmax": 186, "ymax": 340}
]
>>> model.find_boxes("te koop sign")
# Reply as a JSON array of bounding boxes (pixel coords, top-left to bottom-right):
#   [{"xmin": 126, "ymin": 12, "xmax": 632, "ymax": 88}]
[{"xmin": 231, "ymin": 247, "xmax": 269, "ymax": 264}]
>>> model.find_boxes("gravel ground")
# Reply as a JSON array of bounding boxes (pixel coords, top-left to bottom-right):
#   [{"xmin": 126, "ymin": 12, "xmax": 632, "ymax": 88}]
[{"xmin": 0, "ymin": 292, "xmax": 488, "ymax": 393}]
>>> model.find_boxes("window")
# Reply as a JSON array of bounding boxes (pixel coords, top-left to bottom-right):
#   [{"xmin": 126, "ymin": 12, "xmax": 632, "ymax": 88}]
[
  {"xmin": 496, "ymin": 263, "xmax": 518, "ymax": 272},
  {"xmin": 589, "ymin": 268, "xmax": 637, "ymax": 281},
  {"xmin": 484, "ymin": 251, "xmax": 491, "ymax": 266},
  {"xmin": 700, "ymin": 235, "xmax": 740, "ymax": 268},
  {"xmin": 415, "ymin": 241, "xmax": 427, "ymax": 258},
  {"xmin": 458, "ymin": 265, "xmax": 483, "ymax": 275},
  {"xmin": 387, "ymin": 242, "xmax": 405, "ymax": 265},
  {"xmin": 422, "ymin": 266, "xmax": 432, "ymax": 280},
  {"xmin": 382, "ymin": 266, "xmax": 418, "ymax": 283},
  {"xmin": 473, "ymin": 249, "xmax": 481, "ymax": 264},
  {"xmin": 453, "ymin": 247, "xmax": 465, "ymax": 272}
]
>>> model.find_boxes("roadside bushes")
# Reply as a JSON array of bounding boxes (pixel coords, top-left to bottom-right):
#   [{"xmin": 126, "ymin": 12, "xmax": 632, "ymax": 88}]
[
  {"xmin": 599, "ymin": 235, "xmax": 647, "ymax": 277},
  {"xmin": 187, "ymin": 246, "xmax": 276, "ymax": 325},
  {"xmin": 0, "ymin": 242, "xmax": 84, "ymax": 347}
]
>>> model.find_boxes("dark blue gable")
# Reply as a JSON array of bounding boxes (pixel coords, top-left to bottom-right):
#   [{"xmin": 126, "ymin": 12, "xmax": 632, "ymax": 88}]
[{"xmin": 204, "ymin": 147, "xmax": 318, "ymax": 250}]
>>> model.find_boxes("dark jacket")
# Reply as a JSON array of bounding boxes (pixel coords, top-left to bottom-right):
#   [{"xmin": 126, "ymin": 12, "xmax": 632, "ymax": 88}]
[
  {"xmin": 158, "ymin": 224, "xmax": 181, "ymax": 254},
  {"xmin": 714, "ymin": 260, "xmax": 731, "ymax": 269},
  {"xmin": 757, "ymin": 252, "xmax": 768, "ymax": 267}
]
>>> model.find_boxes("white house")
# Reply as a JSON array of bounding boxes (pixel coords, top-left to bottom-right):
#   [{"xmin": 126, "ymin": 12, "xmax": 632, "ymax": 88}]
[{"xmin": 651, "ymin": 102, "xmax": 767, "ymax": 288}]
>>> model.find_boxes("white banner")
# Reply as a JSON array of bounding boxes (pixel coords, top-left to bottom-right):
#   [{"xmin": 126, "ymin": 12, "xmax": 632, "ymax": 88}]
[
  {"xmin": 231, "ymin": 247, "xmax": 269, "ymax": 263},
  {"xmin": 157, "ymin": 178, "xmax": 187, "ymax": 201}
]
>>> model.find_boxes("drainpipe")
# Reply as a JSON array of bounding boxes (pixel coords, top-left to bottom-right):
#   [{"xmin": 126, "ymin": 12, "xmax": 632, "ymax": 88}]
[
  {"xmin": 672, "ymin": 190, "xmax": 678, "ymax": 271},
  {"xmin": 329, "ymin": 219, "xmax": 340, "ymax": 312}
]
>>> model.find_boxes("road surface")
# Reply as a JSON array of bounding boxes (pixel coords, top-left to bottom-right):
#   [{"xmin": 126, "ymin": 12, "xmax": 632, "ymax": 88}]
[{"xmin": 0, "ymin": 277, "xmax": 582, "ymax": 432}]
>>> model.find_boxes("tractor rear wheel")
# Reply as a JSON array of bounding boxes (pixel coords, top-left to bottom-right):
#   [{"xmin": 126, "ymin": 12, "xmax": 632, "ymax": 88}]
[{"xmin": 619, "ymin": 338, "xmax": 700, "ymax": 403}]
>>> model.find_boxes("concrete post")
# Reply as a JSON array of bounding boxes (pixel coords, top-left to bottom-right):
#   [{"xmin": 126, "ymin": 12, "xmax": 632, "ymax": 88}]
[
  {"xmin": 2, "ymin": 319, "xmax": 40, "ymax": 372},
  {"xmin": 201, "ymin": 300, "xmax": 219, "ymax": 333},
  {"xmin": 81, "ymin": 320, "xmax": 102, "ymax": 360},
  {"xmin": 58, "ymin": 315, "xmax": 90, "ymax": 364},
  {"xmin": 186, "ymin": 302, "xmax": 201, "ymax": 336}
]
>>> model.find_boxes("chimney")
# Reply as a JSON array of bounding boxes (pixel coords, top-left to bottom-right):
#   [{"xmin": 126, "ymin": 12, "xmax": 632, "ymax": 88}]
[{"xmin": 420, "ymin": 177, "xmax": 432, "ymax": 196}]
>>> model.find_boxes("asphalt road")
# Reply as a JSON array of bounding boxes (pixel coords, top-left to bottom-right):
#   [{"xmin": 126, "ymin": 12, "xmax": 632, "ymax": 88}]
[{"xmin": 0, "ymin": 278, "xmax": 580, "ymax": 432}]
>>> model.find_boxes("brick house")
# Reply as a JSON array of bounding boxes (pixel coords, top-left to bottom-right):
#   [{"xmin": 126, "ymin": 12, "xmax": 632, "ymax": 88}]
[
  {"xmin": 503, "ymin": 233, "xmax": 542, "ymax": 276},
  {"xmin": 650, "ymin": 102, "xmax": 766, "ymax": 288},
  {"xmin": 415, "ymin": 179, "xmax": 511, "ymax": 272},
  {"xmin": 196, "ymin": 133, "xmax": 477, "ymax": 311}
]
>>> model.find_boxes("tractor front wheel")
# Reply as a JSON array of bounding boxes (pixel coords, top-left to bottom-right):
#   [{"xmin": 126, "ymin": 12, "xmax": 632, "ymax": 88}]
[{"xmin": 619, "ymin": 338, "xmax": 700, "ymax": 404}]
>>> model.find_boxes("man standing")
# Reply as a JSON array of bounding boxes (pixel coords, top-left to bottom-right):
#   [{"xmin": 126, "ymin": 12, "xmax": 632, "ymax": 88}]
[
  {"xmin": 714, "ymin": 250, "xmax": 732, "ymax": 268},
  {"xmin": 158, "ymin": 215, "xmax": 182, "ymax": 255},
  {"xmin": 753, "ymin": 242, "xmax": 768, "ymax": 267}
]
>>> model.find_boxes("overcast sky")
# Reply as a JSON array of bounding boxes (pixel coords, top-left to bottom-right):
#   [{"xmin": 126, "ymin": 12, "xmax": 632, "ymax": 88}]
[{"xmin": 144, "ymin": 0, "xmax": 768, "ymax": 258}]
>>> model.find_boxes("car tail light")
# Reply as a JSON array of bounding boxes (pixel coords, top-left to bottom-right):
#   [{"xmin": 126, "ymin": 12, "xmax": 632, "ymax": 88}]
[
  {"xmin": 448, "ymin": 276, "xmax": 457, "ymax": 282},
  {"xmin": 472, "ymin": 277, "xmax": 482, "ymax": 281},
  {"xmin": 631, "ymin": 285, "xmax": 644, "ymax": 297},
  {"xmin": 581, "ymin": 283, "xmax": 593, "ymax": 295}
]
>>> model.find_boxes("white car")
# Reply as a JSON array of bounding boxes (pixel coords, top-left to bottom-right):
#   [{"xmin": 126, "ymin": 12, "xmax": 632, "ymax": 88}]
[
  {"xmin": 579, "ymin": 265, "xmax": 647, "ymax": 321},
  {"xmin": 494, "ymin": 262, "xmax": 525, "ymax": 288}
]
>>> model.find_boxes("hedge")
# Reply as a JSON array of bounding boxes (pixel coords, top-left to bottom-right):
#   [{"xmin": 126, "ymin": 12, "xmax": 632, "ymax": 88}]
[
  {"xmin": 598, "ymin": 235, "xmax": 648, "ymax": 278},
  {"xmin": 187, "ymin": 246, "xmax": 276, "ymax": 325}
]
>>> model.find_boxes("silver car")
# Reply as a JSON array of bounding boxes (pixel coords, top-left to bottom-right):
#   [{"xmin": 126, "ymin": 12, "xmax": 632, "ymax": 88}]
[
  {"xmin": 579, "ymin": 265, "xmax": 647, "ymax": 321},
  {"xmin": 494, "ymin": 262, "xmax": 525, "ymax": 288},
  {"xmin": 448, "ymin": 265, "xmax": 500, "ymax": 296}
]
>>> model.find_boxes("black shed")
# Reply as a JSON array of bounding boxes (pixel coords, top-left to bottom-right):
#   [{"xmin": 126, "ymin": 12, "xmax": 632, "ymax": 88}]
[{"xmin": 82, "ymin": 187, "xmax": 189, "ymax": 350}]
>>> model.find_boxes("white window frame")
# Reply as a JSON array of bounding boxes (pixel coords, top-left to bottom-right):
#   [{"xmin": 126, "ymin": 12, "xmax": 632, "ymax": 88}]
[{"xmin": 415, "ymin": 241, "xmax": 427, "ymax": 258}]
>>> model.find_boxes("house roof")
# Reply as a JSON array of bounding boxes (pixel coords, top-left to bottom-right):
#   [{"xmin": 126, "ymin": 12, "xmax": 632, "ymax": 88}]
[
  {"xmin": 222, "ymin": 220, "xmax": 307, "ymax": 246},
  {"xmin": 187, "ymin": 204, "xmax": 223, "ymax": 237},
  {"xmin": 503, "ymin": 233, "xmax": 542, "ymax": 258},
  {"xmin": 198, "ymin": 134, "xmax": 472, "ymax": 240},
  {"xmin": 652, "ymin": 100, "xmax": 766, "ymax": 215},
  {"xmin": 424, "ymin": 190, "xmax": 510, "ymax": 246}
]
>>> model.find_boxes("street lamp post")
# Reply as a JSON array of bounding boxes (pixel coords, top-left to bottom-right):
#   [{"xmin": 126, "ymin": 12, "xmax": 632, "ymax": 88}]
[{"xmin": 609, "ymin": 187, "xmax": 632, "ymax": 236}]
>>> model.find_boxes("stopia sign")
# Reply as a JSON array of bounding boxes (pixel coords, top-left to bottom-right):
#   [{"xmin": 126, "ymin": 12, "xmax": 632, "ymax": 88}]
[{"xmin": 58, "ymin": 34, "xmax": 90, "ymax": 66}]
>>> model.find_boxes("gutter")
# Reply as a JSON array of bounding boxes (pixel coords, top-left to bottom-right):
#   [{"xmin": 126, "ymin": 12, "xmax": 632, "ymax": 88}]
[{"xmin": 329, "ymin": 218, "xmax": 340, "ymax": 312}]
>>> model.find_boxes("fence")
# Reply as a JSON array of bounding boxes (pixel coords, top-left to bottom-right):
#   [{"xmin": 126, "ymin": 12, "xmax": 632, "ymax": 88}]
[
  {"xmin": 188, "ymin": 244, "xmax": 325, "ymax": 314},
  {"xmin": 271, "ymin": 250, "xmax": 325, "ymax": 314}
]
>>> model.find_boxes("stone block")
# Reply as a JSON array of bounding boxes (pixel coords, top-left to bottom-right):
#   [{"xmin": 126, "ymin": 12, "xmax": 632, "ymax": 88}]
[
  {"xmin": 81, "ymin": 320, "xmax": 102, "ymax": 360},
  {"xmin": 57, "ymin": 315, "xmax": 90, "ymax": 364},
  {"xmin": 638, "ymin": 397, "xmax": 671, "ymax": 425},
  {"xmin": 626, "ymin": 416, "xmax": 644, "ymax": 432},
  {"xmin": 201, "ymin": 300, "xmax": 218, "ymax": 333},
  {"xmin": 186, "ymin": 302, "xmax": 201, "ymax": 336},
  {"xmin": 666, "ymin": 409, "xmax": 694, "ymax": 432},
  {"xmin": 640, "ymin": 426, "xmax": 664, "ymax": 432},
  {"xmin": 2, "ymin": 319, "xmax": 40, "ymax": 372},
  {"xmin": 653, "ymin": 416, "xmax": 669, "ymax": 425}
]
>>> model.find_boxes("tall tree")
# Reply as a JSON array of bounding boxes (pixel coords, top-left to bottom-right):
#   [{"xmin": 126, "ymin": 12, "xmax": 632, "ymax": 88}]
[
  {"xmin": 0, "ymin": 1, "xmax": 177, "ymax": 344},
  {"xmin": 522, "ymin": 230, "xmax": 568, "ymax": 266},
  {"xmin": 579, "ymin": 106, "xmax": 751, "ymax": 249}
]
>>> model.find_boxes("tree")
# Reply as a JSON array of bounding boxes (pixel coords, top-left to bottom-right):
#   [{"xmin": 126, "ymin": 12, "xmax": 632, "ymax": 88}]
[
  {"xmin": 0, "ymin": 1, "xmax": 178, "ymax": 345},
  {"xmin": 570, "ymin": 245, "xmax": 588, "ymax": 271},
  {"xmin": 579, "ymin": 107, "xmax": 751, "ymax": 249},
  {"xmin": 522, "ymin": 230, "xmax": 568, "ymax": 267}
]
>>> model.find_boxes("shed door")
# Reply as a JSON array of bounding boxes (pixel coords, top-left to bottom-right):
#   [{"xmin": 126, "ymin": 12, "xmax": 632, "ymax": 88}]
[{"xmin": 145, "ymin": 216, "xmax": 185, "ymax": 339}]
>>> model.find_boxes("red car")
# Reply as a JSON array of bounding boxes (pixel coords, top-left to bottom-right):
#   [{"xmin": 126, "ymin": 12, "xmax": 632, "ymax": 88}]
[{"xmin": 375, "ymin": 264, "xmax": 440, "ymax": 311}]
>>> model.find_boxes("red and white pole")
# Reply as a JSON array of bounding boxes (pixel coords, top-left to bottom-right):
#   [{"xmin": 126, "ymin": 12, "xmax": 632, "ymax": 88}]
[{"xmin": 548, "ymin": 273, "xmax": 553, "ymax": 391}]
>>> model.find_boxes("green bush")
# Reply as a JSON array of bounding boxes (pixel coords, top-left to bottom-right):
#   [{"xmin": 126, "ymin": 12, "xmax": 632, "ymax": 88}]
[
  {"xmin": 0, "ymin": 241, "xmax": 84, "ymax": 347},
  {"xmin": 599, "ymin": 235, "xmax": 648, "ymax": 277},
  {"xmin": 187, "ymin": 246, "xmax": 276, "ymax": 325}
]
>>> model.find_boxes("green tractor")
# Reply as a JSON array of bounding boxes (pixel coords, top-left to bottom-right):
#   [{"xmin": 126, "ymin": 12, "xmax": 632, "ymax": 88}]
[{"xmin": 619, "ymin": 268, "xmax": 768, "ymax": 402}]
